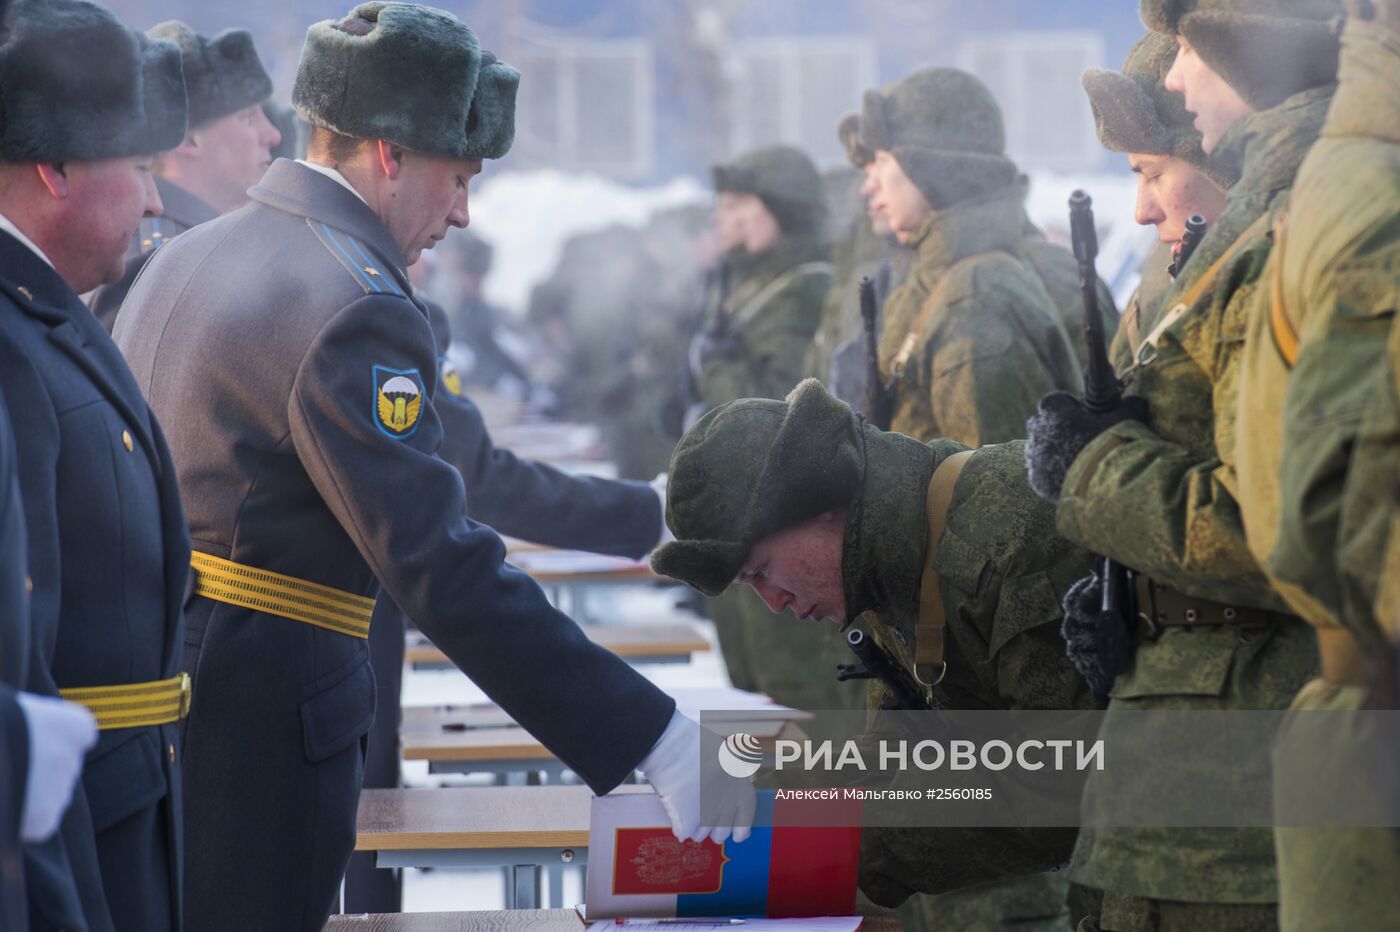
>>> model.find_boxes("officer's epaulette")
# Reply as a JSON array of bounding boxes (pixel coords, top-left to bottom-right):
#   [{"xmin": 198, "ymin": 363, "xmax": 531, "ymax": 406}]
[
  {"xmin": 137, "ymin": 217, "xmax": 171, "ymax": 256},
  {"xmin": 307, "ymin": 219, "xmax": 406, "ymax": 298}
]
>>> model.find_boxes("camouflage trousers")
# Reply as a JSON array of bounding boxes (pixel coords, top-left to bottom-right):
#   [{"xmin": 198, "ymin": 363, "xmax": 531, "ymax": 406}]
[
  {"xmin": 1273, "ymin": 678, "xmax": 1400, "ymax": 932},
  {"xmin": 898, "ymin": 872, "xmax": 1073, "ymax": 931},
  {"xmin": 1077, "ymin": 895, "xmax": 1276, "ymax": 931}
]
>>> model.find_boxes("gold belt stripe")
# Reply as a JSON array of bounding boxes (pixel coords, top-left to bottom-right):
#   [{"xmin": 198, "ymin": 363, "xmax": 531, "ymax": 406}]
[
  {"xmin": 61, "ymin": 673, "xmax": 191, "ymax": 730},
  {"xmin": 190, "ymin": 552, "xmax": 374, "ymax": 639}
]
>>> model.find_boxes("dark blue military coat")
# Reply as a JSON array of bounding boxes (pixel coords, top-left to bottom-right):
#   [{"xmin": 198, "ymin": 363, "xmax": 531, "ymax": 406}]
[
  {"xmin": 1, "ymin": 390, "xmax": 31, "ymax": 930},
  {"xmin": 115, "ymin": 159, "xmax": 676, "ymax": 932},
  {"xmin": 0, "ymin": 231, "xmax": 190, "ymax": 932},
  {"xmin": 346, "ymin": 300, "xmax": 663, "ymax": 913},
  {"xmin": 88, "ymin": 178, "xmax": 218, "ymax": 334}
]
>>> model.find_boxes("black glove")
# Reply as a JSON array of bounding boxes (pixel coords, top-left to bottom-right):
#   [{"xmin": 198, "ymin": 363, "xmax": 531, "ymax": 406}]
[
  {"xmin": 1024, "ymin": 392, "xmax": 1149, "ymax": 503},
  {"xmin": 1061, "ymin": 570, "xmax": 1135, "ymax": 704}
]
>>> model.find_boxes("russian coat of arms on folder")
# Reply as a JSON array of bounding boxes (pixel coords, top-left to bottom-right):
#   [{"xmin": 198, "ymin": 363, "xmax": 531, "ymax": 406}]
[{"xmin": 585, "ymin": 790, "xmax": 862, "ymax": 920}]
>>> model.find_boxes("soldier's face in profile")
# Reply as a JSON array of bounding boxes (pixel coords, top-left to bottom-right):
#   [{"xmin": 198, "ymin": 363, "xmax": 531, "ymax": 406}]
[
  {"xmin": 860, "ymin": 163, "xmax": 894, "ymax": 238},
  {"xmin": 1129, "ymin": 153, "xmax": 1225, "ymax": 250},
  {"xmin": 191, "ymin": 104, "xmax": 282, "ymax": 211},
  {"xmin": 1165, "ymin": 36, "xmax": 1254, "ymax": 154},
  {"xmin": 56, "ymin": 154, "xmax": 162, "ymax": 292},
  {"xmin": 384, "ymin": 150, "xmax": 482, "ymax": 265},
  {"xmin": 735, "ymin": 510, "xmax": 848, "ymax": 624},
  {"xmin": 868, "ymin": 150, "xmax": 931, "ymax": 244}
]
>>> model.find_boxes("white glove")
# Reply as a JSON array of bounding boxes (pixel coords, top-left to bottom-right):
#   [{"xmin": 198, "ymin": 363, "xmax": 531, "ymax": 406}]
[
  {"xmin": 649, "ymin": 473, "xmax": 674, "ymax": 546},
  {"xmin": 637, "ymin": 710, "xmax": 754, "ymax": 845},
  {"xmin": 15, "ymin": 692, "xmax": 97, "ymax": 842}
]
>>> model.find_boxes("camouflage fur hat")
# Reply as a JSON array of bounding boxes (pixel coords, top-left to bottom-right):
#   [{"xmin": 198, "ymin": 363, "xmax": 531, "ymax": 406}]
[
  {"xmin": 294, "ymin": 2, "xmax": 519, "ymax": 159},
  {"xmin": 0, "ymin": 0, "xmax": 187, "ymax": 162},
  {"xmin": 857, "ymin": 67, "xmax": 1020, "ymax": 210},
  {"xmin": 149, "ymin": 22, "xmax": 272, "ymax": 129},
  {"xmin": 652, "ymin": 379, "xmax": 865, "ymax": 597},
  {"xmin": 1082, "ymin": 33, "xmax": 1229, "ymax": 185},
  {"xmin": 712, "ymin": 144, "xmax": 828, "ymax": 235},
  {"xmin": 1140, "ymin": 0, "xmax": 1342, "ymax": 110}
]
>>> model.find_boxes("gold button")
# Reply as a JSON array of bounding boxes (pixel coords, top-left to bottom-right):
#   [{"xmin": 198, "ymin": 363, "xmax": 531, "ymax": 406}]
[
  {"xmin": 168, "ymin": 743, "xmax": 176, "ymax": 764},
  {"xmin": 24, "ymin": 576, "xmax": 32, "ymax": 597},
  {"xmin": 121, "ymin": 430, "xmax": 133, "ymax": 452}
]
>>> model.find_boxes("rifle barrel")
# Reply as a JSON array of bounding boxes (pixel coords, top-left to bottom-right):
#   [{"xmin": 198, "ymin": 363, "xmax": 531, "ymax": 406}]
[{"xmin": 1069, "ymin": 190, "xmax": 1119, "ymax": 413}]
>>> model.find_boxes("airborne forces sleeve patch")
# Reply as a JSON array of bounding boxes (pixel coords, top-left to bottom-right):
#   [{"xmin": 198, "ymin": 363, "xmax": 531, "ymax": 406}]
[{"xmin": 373, "ymin": 365, "xmax": 425, "ymax": 439}]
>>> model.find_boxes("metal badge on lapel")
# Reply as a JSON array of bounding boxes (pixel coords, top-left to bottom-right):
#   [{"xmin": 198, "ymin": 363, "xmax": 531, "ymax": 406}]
[{"xmin": 372, "ymin": 365, "xmax": 424, "ymax": 439}]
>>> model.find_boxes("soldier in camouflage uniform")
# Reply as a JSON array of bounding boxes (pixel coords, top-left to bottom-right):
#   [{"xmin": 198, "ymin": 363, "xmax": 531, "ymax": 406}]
[
  {"xmin": 652, "ymin": 379, "xmax": 1100, "ymax": 930},
  {"xmin": 855, "ymin": 67, "xmax": 1082, "ymax": 445},
  {"xmin": 1081, "ymin": 33, "xmax": 1228, "ymax": 370},
  {"xmin": 1024, "ymin": 2, "xmax": 1342, "ymax": 929},
  {"xmin": 1233, "ymin": 1, "xmax": 1400, "ymax": 927},
  {"xmin": 686, "ymin": 144, "xmax": 857, "ymax": 710}
]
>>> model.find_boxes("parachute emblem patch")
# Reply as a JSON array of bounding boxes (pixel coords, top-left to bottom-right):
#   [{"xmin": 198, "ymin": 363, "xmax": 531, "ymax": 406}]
[
  {"xmin": 373, "ymin": 365, "xmax": 425, "ymax": 439},
  {"xmin": 440, "ymin": 356, "xmax": 464, "ymax": 398}
]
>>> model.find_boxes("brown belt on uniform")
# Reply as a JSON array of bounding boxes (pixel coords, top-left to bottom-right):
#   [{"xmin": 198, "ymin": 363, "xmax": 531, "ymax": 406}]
[
  {"xmin": 190, "ymin": 552, "xmax": 376, "ymax": 639},
  {"xmin": 1134, "ymin": 575, "xmax": 1294, "ymax": 635},
  {"xmin": 1315, "ymin": 627, "xmax": 1371, "ymax": 688}
]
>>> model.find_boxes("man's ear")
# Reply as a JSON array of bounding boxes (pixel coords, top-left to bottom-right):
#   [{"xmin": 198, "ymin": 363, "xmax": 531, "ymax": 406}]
[
  {"xmin": 171, "ymin": 130, "xmax": 201, "ymax": 159},
  {"xmin": 35, "ymin": 163, "xmax": 69, "ymax": 200},
  {"xmin": 375, "ymin": 140, "xmax": 406, "ymax": 181}
]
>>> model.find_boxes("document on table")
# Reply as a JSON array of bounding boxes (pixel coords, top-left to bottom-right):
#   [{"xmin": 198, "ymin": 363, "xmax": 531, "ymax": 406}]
[
  {"xmin": 507, "ymin": 549, "xmax": 649, "ymax": 575},
  {"xmin": 585, "ymin": 791, "xmax": 862, "ymax": 922},
  {"xmin": 587, "ymin": 920, "xmax": 862, "ymax": 930}
]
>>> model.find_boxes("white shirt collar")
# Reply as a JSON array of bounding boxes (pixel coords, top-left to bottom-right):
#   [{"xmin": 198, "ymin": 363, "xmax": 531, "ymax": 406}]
[
  {"xmin": 296, "ymin": 159, "xmax": 369, "ymax": 206},
  {"xmin": 0, "ymin": 211, "xmax": 55, "ymax": 269}
]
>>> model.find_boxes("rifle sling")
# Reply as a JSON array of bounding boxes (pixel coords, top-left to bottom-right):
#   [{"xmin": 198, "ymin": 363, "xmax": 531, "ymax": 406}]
[
  {"xmin": 915, "ymin": 449, "xmax": 975, "ymax": 677},
  {"xmin": 1267, "ymin": 209, "xmax": 1301, "ymax": 368}
]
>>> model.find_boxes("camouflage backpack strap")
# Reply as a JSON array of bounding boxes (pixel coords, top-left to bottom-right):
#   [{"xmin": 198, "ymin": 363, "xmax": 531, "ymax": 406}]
[
  {"xmin": 1128, "ymin": 212, "xmax": 1273, "ymax": 375},
  {"xmin": 1267, "ymin": 208, "xmax": 1301, "ymax": 368},
  {"xmin": 306, "ymin": 219, "xmax": 407, "ymax": 298},
  {"xmin": 889, "ymin": 251, "xmax": 1010, "ymax": 380},
  {"xmin": 914, "ymin": 448, "xmax": 975, "ymax": 686},
  {"xmin": 730, "ymin": 260, "xmax": 833, "ymax": 329}
]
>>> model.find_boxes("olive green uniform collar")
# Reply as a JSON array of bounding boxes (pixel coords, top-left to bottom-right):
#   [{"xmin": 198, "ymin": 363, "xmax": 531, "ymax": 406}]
[
  {"xmin": 724, "ymin": 232, "xmax": 829, "ymax": 311},
  {"xmin": 902, "ymin": 186, "xmax": 1027, "ymax": 273},
  {"xmin": 1208, "ymin": 83, "xmax": 1335, "ymax": 194}
]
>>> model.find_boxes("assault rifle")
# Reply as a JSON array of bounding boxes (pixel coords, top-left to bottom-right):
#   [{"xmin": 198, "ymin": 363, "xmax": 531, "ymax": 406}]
[
  {"xmin": 1069, "ymin": 190, "xmax": 1137, "ymax": 631},
  {"xmin": 836, "ymin": 627, "xmax": 932, "ymax": 711},
  {"xmin": 860, "ymin": 259, "xmax": 895, "ymax": 429},
  {"xmin": 1169, "ymin": 213, "xmax": 1208, "ymax": 279}
]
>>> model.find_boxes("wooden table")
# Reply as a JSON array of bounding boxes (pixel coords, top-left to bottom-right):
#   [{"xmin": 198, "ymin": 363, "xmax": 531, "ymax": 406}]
[
  {"xmin": 357, "ymin": 785, "xmax": 614, "ymax": 909},
  {"xmin": 325, "ymin": 907, "xmax": 904, "ymax": 930},
  {"xmin": 405, "ymin": 622, "xmax": 709, "ymax": 671},
  {"xmin": 399, "ymin": 709, "xmax": 802, "ymax": 783}
]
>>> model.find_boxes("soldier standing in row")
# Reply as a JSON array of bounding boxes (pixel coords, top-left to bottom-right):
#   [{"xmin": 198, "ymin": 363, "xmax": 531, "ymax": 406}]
[
  {"xmin": 688, "ymin": 144, "xmax": 863, "ymax": 711},
  {"xmin": 115, "ymin": 5, "xmax": 751, "ymax": 929},
  {"xmin": 0, "ymin": 2, "xmax": 193, "ymax": 928},
  {"xmin": 653, "ymin": 379, "xmax": 1101, "ymax": 930},
  {"xmin": 1025, "ymin": 1, "xmax": 1342, "ymax": 928},
  {"xmin": 89, "ymin": 21, "xmax": 281, "ymax": 332},
  {"xmin": 856, "ymin": 67, "xmax": 1082, "ymax": 445},
  {"xmin": 1234, "ymin": 0, "xmax": 1400, "ymax": 927}
]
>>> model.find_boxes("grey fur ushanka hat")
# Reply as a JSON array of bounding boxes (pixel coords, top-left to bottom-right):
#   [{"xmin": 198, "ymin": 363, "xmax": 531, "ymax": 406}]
[
  {"xmin": 712, "ymin": 144, "xmax": 828, "ymax": 235},
  {"xmin": 148, "ymin": 22, "xmax": 273, "ymax": 129},
  {"xmin": 293, "ymin": 2, "xmax": 519, "ymax": 160},
  {"xmin": 0, "ymin": 0, "xmax": 187, "ymax": 162},
  {"xmin": 1140, "ymin": 0, "xmax": 1342, "ymax": 110},
  {"xmin": 856, "ymin": 67, "xmax": 1020, "ymax": 210}
]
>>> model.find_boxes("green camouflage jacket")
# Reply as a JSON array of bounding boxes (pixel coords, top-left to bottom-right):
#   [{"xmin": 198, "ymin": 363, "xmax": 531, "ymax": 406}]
[
  {"xmin": 876, "ymin": 189, "xmax": 1082, "ymax": 445},
  {"xmin": 845, "ymin": 427, "xmax": 1096, "ymax": 907},
  {"xmin": 1109, "ymin": 241, "xmax": 1176, "ymax": 373},
  {"xmin": 1251, "ymin": 19, "xmax": 1400, "ymax": 647},
  {"xmin": 1062, "ymin": 86, "xmax": 1333, "ymax": 905},
  {"xmin": 696, "ymin": 234, "xmax": 831, "ymax": 407}
]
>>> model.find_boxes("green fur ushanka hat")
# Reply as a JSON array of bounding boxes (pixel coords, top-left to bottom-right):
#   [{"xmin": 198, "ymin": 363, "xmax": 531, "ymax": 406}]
[
  {"xmin": 1082, "ymin": 33, "xmax": 1226, "ymax": 184},
  {"xmin": 0, "ymin": 0, "xmax": 187, "ymax": 162},
  {"xmin": 712, "ymin": 144, "xmax": 828, "ymax": 235},
  {"xmin": 652, "ymin": 379, "xmax": 865, "ymax": 597},
  {"xmin": 148, "ymin": 22, "xmax": 273, "ymax": 130},
  {"xmin": 293, "ymin": 2, "xmax": 519, "ymax": 159},
  {"xmin": 856, "ymin": 67, "xmax": 1020, "ymax": 210},
  {"xmin": 1140, "ymin": 0, "xmax": 1342, "ymax": 110}
]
